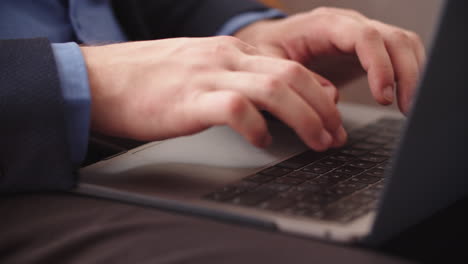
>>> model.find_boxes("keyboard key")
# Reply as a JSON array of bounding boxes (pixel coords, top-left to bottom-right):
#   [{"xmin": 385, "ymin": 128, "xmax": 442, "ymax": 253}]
[
  {"xmin": 340, "ymin": 148, "xmax": 368, "ymax": 156},
  {"xmin": 294, "ymin": 182, "xmax": 322, "ymax": 192},
  {"xmin": 287, "ymin": 171, "xmax": 320, "ymax": 180},
  {"xmin": 329, "ymin": 153, "xmax": 357, "ymax": 162},
  {"xmin": 348, "ymin": 160, "xmax": 377, "ymax": 169},
  {"xmin": 295, "ymin": 201, "xmax": 324, "ymax": 211},
  {"xmin": 231, "ymin": 181, "xmax": 259, "ymax": 191},
  {"xmin": 370, "ymin": 149, "xmax": 392, "ymax": 157},
  {"xmin": 307, "ymin": 176, "xmax": 340, "ymax": 188},
  {"xmin": 302, "ymin": 165, "xmax": 333, "ymax": 174},
  {"xmin": 365, "ymin": 168, "xmax": 385, "ymax": 177},
  {"xmin": 334, "ymin": 165, "xmax": 364, "ymax": 175},
  {"xmin": 323, "ymin": 172, "xmax": 353, "ymax": 183},
  {"xmin": 302, "ymin": 190, "xmax": 339, "ymax": 205},
  {"xmin": 376, "ymin": 161, "xmax": 393, "ymax": 170},
  {"xmin": 281, "ymin": 183, "xmax": 321, "ymax": 200},
  {"xmin": 204, "ymin": 180, "xmax": 260, "ymax": 201},
  {"xmin": 258, "ymin": 183, "xmax": 292, "ymax": 192},
  {"xmin": 358, "ymin": 154, "xmax": 388, "ymax": 163},
  {"xmin": 315, "ymin": 158, "xmax": 346, "ymax": 168},
  {"xmin": 274, "ymin": 177, "xmax": 305, "ymax": 186},
  {"xmin": 245, "ymin": 174, "xmax": 274, "ymax": 184},
  {"xmin": 348, "ymin": 174, "xmax": 381, "ymax": 185},
  {"xmin": 259, "ymin": 166, "xmax": 292, "ymax": 177},
  {"xmin": 332, "ymin": 181, "xmax": 368, "ymax": 194},
  {"xmin": 352, "ymin": 142, "xmax": 380, "ymax": 150},
  {"xmin": 276, "ymin": 150, "xmax": 328, "ymax": 169}
]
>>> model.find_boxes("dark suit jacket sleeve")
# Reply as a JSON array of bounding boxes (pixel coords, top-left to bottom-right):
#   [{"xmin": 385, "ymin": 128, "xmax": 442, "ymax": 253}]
[
  {"xmin": 0, "ymin": 38, "xmax": 76, "ymax": 193},
  {"xmin": 111, "ymin": 0, "xmax": 269, "ymax": 40}
]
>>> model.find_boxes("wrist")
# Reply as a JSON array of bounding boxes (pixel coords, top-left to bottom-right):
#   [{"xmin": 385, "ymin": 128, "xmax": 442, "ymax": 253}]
[
  {"xmin": 234, "ymin": 19, "xmax": 273, "ymax": 43},
  {"xmin": 234, "ymin": 19, "xmax": 289, "ymax": 59}
]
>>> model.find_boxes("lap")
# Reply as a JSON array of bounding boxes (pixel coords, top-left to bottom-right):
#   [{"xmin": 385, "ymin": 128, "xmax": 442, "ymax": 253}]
[{"xmin": 0, "ymin": 192, "xmax": 405, "ymax": 264}]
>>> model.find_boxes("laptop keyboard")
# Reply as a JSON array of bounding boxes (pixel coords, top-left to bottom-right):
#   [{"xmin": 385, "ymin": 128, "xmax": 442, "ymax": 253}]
[{"xmin": 203, "ymin": 118, "xmax": 403, "ymax": 223}]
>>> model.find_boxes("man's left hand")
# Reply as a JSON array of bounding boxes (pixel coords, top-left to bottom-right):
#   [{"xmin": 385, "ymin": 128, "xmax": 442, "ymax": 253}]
[{"xmin": 235, "ymin": 7, "xmax": 426, "ymax": 114}]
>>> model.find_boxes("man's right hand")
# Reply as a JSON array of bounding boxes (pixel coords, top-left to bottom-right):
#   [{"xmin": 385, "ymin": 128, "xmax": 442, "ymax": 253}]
[{"xmin": 81, "ymin": 37, "xmax": 345, "ymax": 151}]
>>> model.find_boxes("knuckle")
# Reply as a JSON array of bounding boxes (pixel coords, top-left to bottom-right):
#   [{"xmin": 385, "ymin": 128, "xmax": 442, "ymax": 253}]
[
  {"xmin": 208, "ymin": 36, "xmax": 241, "ymax": 54},
  {"xmin": 313, "ymin": 6, "xmax": 333, "ymax": 15},
  {"xmin": 213, "ymin": 43, "xmax": 232, "ymax": 57},
  {"xmin": 391, "ymin": 30, "xmax": 410, "ymax": 43},
  {"xmin": 223, "ymin": 93, "xmax": 247, "ymax": 118},
  {"xmin": 361, "ymin": 26, "xmax": 381, "ymax": 41},
  {"xmin": 262, "ymin": 76, "xmax": 283, "ymax": 97},
  {"xmin": 407, "ymin": 31, "xmax": 423, "ymax": 44},
  {"xmin": 316, "ymin": 8, "xmax": 340, "ymax": 22},
  {"xmin": 216, "ymin": 35, "xmax": 243, "ymax": 46},
  {"xmin": 282, "ymin": 61, "xmax": 304, "ymax": 79},
  {"xmin": 187, "ymin": 61, "xmax": 213, "ymax": 73}
]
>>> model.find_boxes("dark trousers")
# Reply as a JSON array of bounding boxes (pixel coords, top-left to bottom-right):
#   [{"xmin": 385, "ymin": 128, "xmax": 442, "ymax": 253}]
[{"xmin": 0, "ymin": 193, "xmax": 409, "ymax": 264}]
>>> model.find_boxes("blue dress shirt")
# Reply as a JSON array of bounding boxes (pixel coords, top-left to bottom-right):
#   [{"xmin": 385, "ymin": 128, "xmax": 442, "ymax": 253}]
[{"xmin": 0, "ymin": 0, "xmax": 285, "ymax": 165}]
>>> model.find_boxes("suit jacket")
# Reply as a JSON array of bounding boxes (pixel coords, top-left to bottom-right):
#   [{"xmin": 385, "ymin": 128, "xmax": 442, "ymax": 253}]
[{"xmin": 0, "ymin": 0, "xmax": 268, "ymax": 193}]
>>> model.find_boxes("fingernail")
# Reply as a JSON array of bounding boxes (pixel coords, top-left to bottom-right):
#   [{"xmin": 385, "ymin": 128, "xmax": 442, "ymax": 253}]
[
  {"xmin": 383, "ymin": 85, "xmax": 394, "ymax": 103},
  {"xmin": 320, "ymin": 130, "xmax": 333, "ymax": 147}
]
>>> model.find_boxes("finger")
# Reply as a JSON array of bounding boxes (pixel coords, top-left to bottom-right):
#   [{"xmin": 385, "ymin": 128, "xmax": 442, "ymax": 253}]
[
  {"xmin": 193, "ymin": 90, "xmax": 272, "ymax": 148},
  {"xmin": 407, "ymin": 30, "xmax": 427, "ymax": 71},
  {"xmin": 209, "ymin": 71, "xmax": 335, "ymax": 151},
  {"xmin": 328, "ymin": 13, "xmax": 426, "ymax": 76},
  {"xmin": 387, "ymin": 30, "xmax": 426, "ymax": 73},
  {"xmin": 370, "ymin": 22, "xmax": 427, "ymax": 73},
  {"xmin": 311, "ymin": 72, "xmax": 340, "ymax": 103},
  {"xmin": 370, "ymin": 24, "xmax": 420, "ymax": 114},
  {"xmin": 237, "ymin": 55, "xmax": 343, "ymax": 137},
  {"xmin": 385, "ymin": 35, "xmax": 420, "ymax": 114},
  {"xmin": 326, "ymin": 16, "xmax": 396, "ymax": 105}
]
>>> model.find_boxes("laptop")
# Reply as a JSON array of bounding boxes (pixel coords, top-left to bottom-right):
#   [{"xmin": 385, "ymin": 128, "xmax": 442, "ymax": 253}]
[{"xmin": 75, "ymin": 0, "xmax": 468, "ymax": 246}]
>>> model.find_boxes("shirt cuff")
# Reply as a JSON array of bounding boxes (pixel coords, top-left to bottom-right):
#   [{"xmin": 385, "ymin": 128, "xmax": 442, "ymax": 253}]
[
  {"xmin": 216, "ymin": 9, "xmax": 286, "ymax": 36},
  {"xmin": 51, "ymin": 42, "xmax": 91, "ymax": 165}
]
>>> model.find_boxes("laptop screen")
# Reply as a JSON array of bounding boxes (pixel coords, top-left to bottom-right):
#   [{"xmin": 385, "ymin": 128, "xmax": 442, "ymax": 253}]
[{"xmin": 369, "ymin": 0, "xmax": 468, "ymax": 244}]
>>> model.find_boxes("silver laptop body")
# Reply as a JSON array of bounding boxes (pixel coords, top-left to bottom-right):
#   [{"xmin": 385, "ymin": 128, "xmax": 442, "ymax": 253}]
[{"xmin": 76, "ymin": 0, "xmax": 468, "ymax": 245}]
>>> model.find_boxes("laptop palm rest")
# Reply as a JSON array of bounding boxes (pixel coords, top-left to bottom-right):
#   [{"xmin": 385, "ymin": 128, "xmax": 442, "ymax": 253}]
[{"xmin": 80, "ymin": 120, "xmax": 307, "ymax": 199}]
